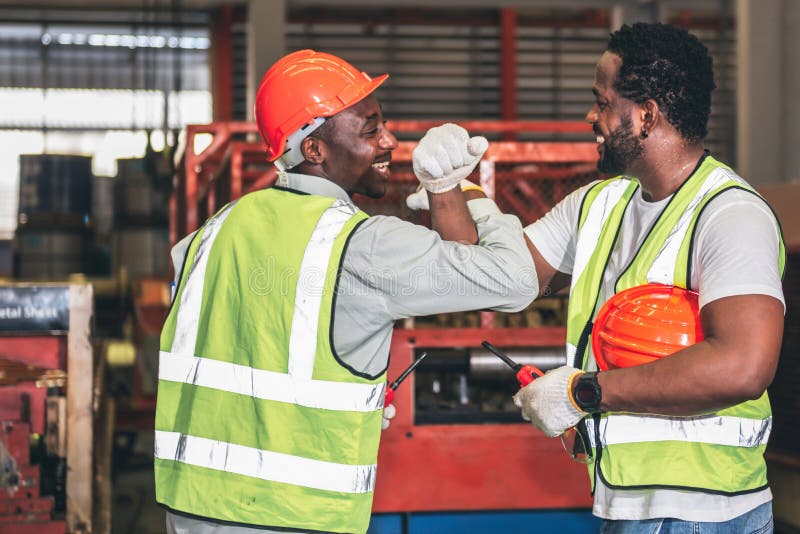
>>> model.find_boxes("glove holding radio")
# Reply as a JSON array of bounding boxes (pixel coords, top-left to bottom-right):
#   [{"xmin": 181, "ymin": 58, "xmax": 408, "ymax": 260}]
[{"xmin": 513, "ymin": 366, "xmax": 599, "ymax": 437}]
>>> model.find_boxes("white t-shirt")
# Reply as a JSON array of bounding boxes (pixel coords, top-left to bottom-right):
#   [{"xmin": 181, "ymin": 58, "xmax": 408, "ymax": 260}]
[{"xmin": 524, "ymin": 178, "xmax": 785, "ymax": 522}]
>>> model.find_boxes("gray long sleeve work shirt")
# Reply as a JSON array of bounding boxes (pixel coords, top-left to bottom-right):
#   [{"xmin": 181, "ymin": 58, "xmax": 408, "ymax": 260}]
[{"xmin": 165, "ymin": 171, "xmax": 536, "ymax": 533}]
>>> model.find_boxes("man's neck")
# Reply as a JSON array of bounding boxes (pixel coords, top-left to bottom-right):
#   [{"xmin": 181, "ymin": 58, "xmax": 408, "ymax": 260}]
[
  {"xmin": 633, "ymin": 144, "xmax": 706, "ymax": 202},
  {"xmin": 280, "ymin": 170, "xmax": 352, "ymax": 202}
]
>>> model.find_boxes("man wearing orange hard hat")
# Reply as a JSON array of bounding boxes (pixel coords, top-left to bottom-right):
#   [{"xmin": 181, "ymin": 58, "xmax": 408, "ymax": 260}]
[
  {"xmin": 433, "ymin": 23, "xmax": 786, "ymax": 531},
  {"xmin": 154, "ymin": 50, "xmax": 536, "ymax": 534}
]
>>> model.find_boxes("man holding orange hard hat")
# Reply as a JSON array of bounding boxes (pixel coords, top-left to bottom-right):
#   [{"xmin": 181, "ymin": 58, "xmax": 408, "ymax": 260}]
[
  {"xmin": 514, "ymin": 23, "xmax": 786, "ymax": 532},
  {"xmin": 423, "ymin": 23, "xmax": 786, "ymax": 532}
]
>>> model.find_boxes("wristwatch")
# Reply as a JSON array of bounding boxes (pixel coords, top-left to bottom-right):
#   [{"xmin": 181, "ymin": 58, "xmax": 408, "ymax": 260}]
[{"xmin": 572, "ymin": 372, "xmax": 603, "ymax": 414}]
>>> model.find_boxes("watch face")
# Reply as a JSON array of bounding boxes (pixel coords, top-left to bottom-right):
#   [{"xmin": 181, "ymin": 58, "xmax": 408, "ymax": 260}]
[
  {"xmin": 574, "ymin": 374, "xmax": 601, "ymax": 412},
  {"xmin": 575, "ymin": 384, "xmax": 597, "ymax": 405}
]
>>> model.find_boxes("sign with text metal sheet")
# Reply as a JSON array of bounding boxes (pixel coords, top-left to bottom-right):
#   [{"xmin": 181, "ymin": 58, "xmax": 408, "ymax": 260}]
[{"xmin": 0, "ymin": 286, "xmax": 70, "ymax": 332}]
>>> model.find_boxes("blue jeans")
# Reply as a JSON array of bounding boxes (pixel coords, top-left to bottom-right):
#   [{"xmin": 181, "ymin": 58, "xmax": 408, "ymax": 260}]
[{"xmin": 600, "ymin": 501, "xmax": 773, "ymax": 534}]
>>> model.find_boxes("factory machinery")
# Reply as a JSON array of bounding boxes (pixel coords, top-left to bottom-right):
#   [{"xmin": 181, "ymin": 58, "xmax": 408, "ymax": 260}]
[
  {"xmin": 0, "ymin": 284, "xmax": 104, "ymax": 534},
  {"xmin": 165, "ymin": 120, "xmax": 603, "ymax": 532}
]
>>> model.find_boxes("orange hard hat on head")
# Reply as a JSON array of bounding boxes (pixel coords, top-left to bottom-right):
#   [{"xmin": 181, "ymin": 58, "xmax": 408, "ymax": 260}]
[
  {"xmin": 592, "ymin": 283, "xmax": 704, "ymax": 370},
  {"xmin": 254, "ymin": 49, "xmax": 388, "ymax": 169}
]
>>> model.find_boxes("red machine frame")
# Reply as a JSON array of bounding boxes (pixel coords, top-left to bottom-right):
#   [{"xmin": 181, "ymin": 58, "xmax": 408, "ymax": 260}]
[
  {"xmin": 376, "ymin": 328, "xmax": 592, "ymax": 511},
  {"xmin": 169, "ymin": 120, "xmax": 598, "ymax": 512}
]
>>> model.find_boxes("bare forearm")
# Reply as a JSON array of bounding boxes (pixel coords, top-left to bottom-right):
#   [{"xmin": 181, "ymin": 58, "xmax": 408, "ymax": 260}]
[
  {"xmin": 428, "ymin": 189, "xmax": 479, "ymax": 244},
  {"xmin": 525, "ymin": 236, "xmax": 570, "ymax": 298},
  {"xmin": 598, "ymin": 343, "xmax": 759, "ymax": 415},
  {"xmin": 597, "ymin": 295, "xmax": 783, "ymax": 415}
]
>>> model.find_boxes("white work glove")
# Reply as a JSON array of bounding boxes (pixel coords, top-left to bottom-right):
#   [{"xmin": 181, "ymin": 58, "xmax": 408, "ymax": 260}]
[
  {"xmin": 381, "ymin": 403, "xmax": 396, "ymax": 431},
  {"xmin": 512, "ymin": 366, "xmax": 585, "ymax": 437},
  {"xmin": 412, "ymin": 123, "xmax": 489, "ymax": 194},
  {"xmin": 405, "ymin": 179, "xmax": 485, "ymax": 210}
]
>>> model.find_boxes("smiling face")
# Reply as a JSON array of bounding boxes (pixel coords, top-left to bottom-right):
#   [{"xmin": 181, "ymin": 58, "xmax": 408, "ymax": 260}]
[
  {"xmin": 313, "ymin": 94, "xmax": 397, "ymax": 199},
  {"xmin": 586, "ymin": 52, "xmax": 644, "ymax": 175}
]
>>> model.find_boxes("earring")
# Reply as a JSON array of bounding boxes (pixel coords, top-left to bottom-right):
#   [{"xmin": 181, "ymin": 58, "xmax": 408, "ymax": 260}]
[{"xmin": 640, "ymin": 128, "xmax": 648, "ymax": 139}]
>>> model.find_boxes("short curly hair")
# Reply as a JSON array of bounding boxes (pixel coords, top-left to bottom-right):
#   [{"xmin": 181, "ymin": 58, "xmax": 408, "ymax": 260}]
[{"xmin": 607, "ymin": 23, "xmax": 716, "ymax": 143}]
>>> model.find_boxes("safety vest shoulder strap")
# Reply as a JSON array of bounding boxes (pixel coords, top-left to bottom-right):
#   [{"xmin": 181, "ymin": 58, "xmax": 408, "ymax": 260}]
[
  {"xmin": 566, "ymin": 178, "xmax": 638, "ymax": 366},
  {"xmin": 576, "ymin": 178, "xmax": 635, "ymax": 231},
  {"xmin": 614, "ymin": 155, "xmax": 726, "ymax": 290}
]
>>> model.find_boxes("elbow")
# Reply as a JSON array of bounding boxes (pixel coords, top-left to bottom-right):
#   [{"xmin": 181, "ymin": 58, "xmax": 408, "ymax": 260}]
[
  {"xmin": 506, "ymin": 263, "xmax": 539, "ymax": 312},
  {"xmin": 483, "ymin": 247, "xmax": 538, "ymax": 312},
  {"xmin": 487, "ymin": 276, "xmax": 537, "ymax": 313},
  {"xmin": 729, "ymin": 367, "xmax": 773, "ymax": 403},
  {"xmin": 740, "ymin": 351, "xmax": 779, "ymax": 401},
  {"xmin": 486, "ymin": 286, "xmax": 535, "ymax": 313},
  {"xmin": 737, "ymin": 384, "xmax": 767, "ymax": 404},
  {"xmin": 504, "ymin": 292, "xmax": 536, "ymax": 313},
  {"xmin": 739, "ymin": 376, "xmax": 771, "ymax": 402},
  {"xmin": 704, "ymin": 335, "xmax": 779, "ymax": 405}
]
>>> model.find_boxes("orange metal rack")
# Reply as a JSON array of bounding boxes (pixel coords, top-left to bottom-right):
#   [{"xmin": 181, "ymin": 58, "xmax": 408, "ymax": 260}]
[{"xmin": 170, "ymin": 120, "xmax": 597, "ymax": 242}]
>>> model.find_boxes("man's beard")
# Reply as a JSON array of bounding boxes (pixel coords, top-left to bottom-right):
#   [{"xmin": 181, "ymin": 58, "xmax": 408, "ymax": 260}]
[{"xmin": 597, "ymin": 115, "xmax": 644, "ymax": 175}]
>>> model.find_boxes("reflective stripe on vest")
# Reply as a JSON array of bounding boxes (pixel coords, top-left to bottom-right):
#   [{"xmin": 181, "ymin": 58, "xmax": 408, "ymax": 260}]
[
  {"xmin": 158, "ymin": 351, "xmax": 384, "ymax": 412},
  {"xmin": 571, "ymin": 179, "xmax": 633, "ymax": 293},
  {"xmin": 172, "ymin": 201, "xmax": 237, "ymax": 357},
  {"xmin": 566, "ymin": 178, "xmax": 638, "ymax": 366},
  {"xmin": 154, "ymin": 430, "xmax": 376, "ymax": 494},
  {"xmin": 586, "ymin": 414, "xmax": 771, "ymax": 448},
  {"xmin": 162, "ymin": 198, "xmax": 383, "ymax": 412},
  {"xmin": 645, "ymin": 167, "xmax": 743, "ymax": 284},
  {"xmin": 288, "ymin": 200, "xmax": 359, "ymax": 380}
]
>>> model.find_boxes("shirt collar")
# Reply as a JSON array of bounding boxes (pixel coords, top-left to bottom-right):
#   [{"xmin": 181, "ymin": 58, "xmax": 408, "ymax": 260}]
[{"xmin": 277, "ymin": 171, "xmax": 352, "ymax": 203}]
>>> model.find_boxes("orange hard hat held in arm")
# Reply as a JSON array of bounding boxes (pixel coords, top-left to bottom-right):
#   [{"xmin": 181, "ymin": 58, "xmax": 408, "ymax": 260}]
[
  {"xmin": 254, "ymin": 49, "xmax": 388, "ymax": 170},
  {"xmin": 591, "ymin": 283, "xmax": 704, "ymax": 370}
]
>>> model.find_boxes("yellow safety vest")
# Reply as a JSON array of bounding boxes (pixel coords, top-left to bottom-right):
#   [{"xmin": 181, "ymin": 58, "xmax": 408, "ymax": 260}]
[
  {"xmin": 566, "ymin": 155, "xmax": 785, "ymax": 494},
  {"xmin": 154, "ymin": 187, "xmax": 384, "ymax": 533}
]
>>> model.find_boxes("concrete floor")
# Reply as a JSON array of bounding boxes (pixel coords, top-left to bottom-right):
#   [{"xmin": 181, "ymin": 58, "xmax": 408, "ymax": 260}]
[{"xmin": 111, "ymin": 430, "xmax": 166, "ymax": 534}]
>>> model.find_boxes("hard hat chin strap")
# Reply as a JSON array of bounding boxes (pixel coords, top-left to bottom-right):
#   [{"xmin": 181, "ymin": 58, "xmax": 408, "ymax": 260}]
[{"xmin": 274, "ymin": 117, "xmax": 327, "ymax": 171}]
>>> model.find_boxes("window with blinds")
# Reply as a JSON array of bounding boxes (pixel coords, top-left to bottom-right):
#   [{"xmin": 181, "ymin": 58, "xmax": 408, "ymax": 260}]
[
  {"xmin": 286, "ymin": 21, "xmax": 501, "ymax": 128},
  {"xmin": 515, "ymin": 24, "xmax": 607, "ymax": 141},
  {"xmin": 0, "ymin": 20, "xmax": 211, "ymax": 128},
  {"xmin": 0, "ymin": 12, "xmax": 213, "ymax": 236},
  {"xmin": 279, "ymin": 5, "xmax": 736, "ymax": 158}
]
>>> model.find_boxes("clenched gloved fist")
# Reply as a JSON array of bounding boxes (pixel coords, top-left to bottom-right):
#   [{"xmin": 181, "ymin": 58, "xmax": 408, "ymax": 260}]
[
  {"xmin": 512, "ymin": 365, "xmax": 585, "ymax": 437},
  {"xmin": 381, "ymin": 403, "xmax": 396, "ymax": 431},
  {"xmin": 405, "ymin": 180, "xmax": 485, "ymax": 210},
  {"xmin": 412, "ymin": 123, "xmax": 489, "ymax": 194}
]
